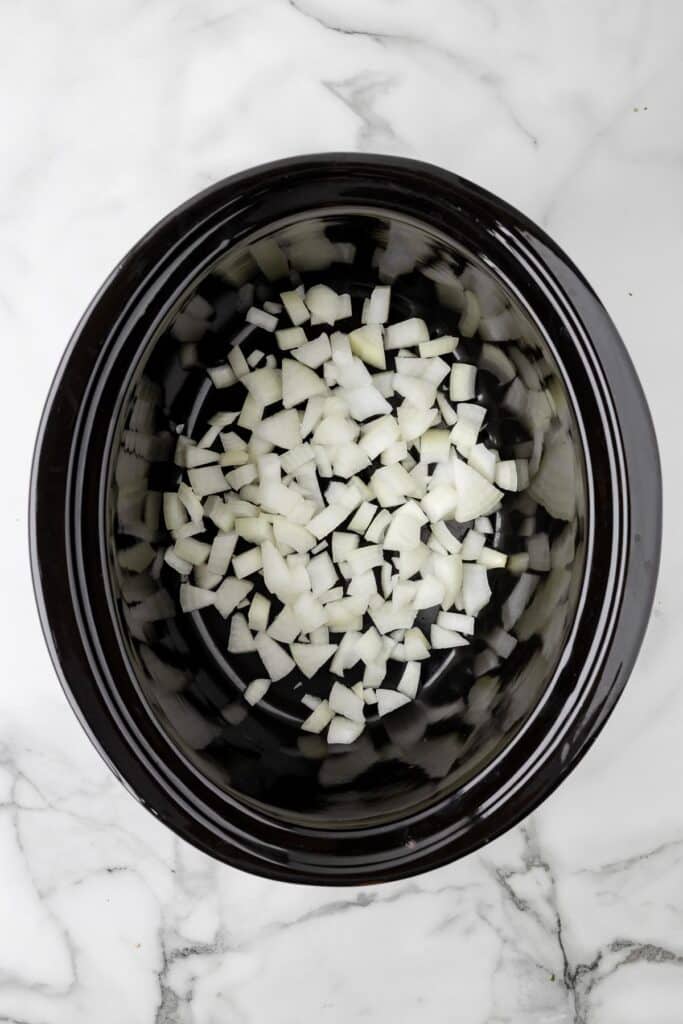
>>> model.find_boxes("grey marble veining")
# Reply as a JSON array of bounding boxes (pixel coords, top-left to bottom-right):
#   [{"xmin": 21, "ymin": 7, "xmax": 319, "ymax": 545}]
[{"xmin": 2, "ymin": 0, "xmax": 682, "ymax": 1020}]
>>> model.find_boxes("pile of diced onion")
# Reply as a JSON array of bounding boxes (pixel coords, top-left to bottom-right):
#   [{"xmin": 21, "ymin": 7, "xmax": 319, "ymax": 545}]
[{"xmin": 120, "ymin": 268, "xmax": 532, "ymax": 746}]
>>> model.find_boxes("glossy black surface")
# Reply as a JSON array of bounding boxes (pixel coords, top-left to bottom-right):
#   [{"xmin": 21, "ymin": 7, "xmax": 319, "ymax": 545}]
[{"xmin": 30, "ymin": 155, "xmax": 661, "ymax": 884}]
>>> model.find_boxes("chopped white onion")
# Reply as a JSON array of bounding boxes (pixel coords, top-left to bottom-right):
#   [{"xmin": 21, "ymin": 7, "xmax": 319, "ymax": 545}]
[
  {"xmin": 248, "ymin": 593, "xmax": 271, "ymax": 632},
  {"xmin": 282, "ymin": 358, "xmax": 327, "ymax": 408},
  {"xmin": 377, "ymin": 690, "xmax": 411, "ymax": 716},
  {"xmin": 254, "ymin": 632, "xmax": 295, "ymax": 680},
  {"xmin": 329, "ymin": 682, "xmax": 365, "ymax": 723},
  {"xmin": 348, "ymin": 325, "xmax": 386, "ymax": 369},
  {"xmin": 385, "ymin": 318, "xmax": 429, "ymax": 350},
  {"xmin": 214, "ymin": 577, "xmax": 253, "ymax": 618},
  {"xmin": 179, "ymin": 583, "xmax": 216, "ymax": 613},
  {"xmin": 301, "ymin": 700, "xmax": 334, "ymax": 734},
  {"xmin": 305, "ymin": 284, "xmax": 342, "ymax": 325},
  {"xmin": 292, "ymin": 334, "xmax": 332, "ymax": 369},
  {"xmin": 244, "ymin": 678, "xmax": 271, "ymax": 706},
  {"xmin": 327, "ymin": 716, "xmax": 364, "ymax": 744},
  {"xmin": 280, "ymin": 290, "xmax": 310, "ymax": 326},
  {"xmin": 430, "ymin": 624, "xmax": 468, "ymax": 649},
  {"xmin": 228, "ymin": 614, "xmax": 256, "ymax": 653},
  {"xmin": 450, "ymin": 363, "xmax": 477, "ymax": 402},
  {"xmin": 246, "ymin": 306, "xmax": 278, "ymax": 332},
  {"xmin": 461, "ymin": 564, "xmax": 491, "ymax": 617}
]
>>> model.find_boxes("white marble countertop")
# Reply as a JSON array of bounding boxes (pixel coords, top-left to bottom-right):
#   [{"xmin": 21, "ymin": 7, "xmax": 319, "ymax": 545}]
[{"xmin": 3, "ymin": 1, "xmax": 682, "ymax": 1021}]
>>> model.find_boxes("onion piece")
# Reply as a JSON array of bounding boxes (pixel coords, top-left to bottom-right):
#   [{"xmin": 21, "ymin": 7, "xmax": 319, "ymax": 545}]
[
  {"xmin": 214, "ymin": 577, "xmax": 254, "ymax": 618},
  {"xmin": 290, "ymin": 643, "xmax": 336, "ymax": 678},
  {"xmin": 208, "ymin": 365, "xmax": 236, "ymax": 389},
  {"xmin": 461, "ymin": 564, "xmax": 491, "ymax": 617},
  {"xmin": 292, "ymin": 592, "xmax": 326, "ymax": 633},
  {"xmin": 308, "ymin": 551, "xmax": 338, "ymax": 594},
  {"xmin": 450, "ymin": 363, "xmax": 477, "ymax": 402},
  {"xmin": 430, "ymin": 521, "xmax": 462, "ymax": 554},
  {"xmin": 185, "ymin": 447, "xmax": 219, "ymax": 469},
  {"xmin": 291, "ymin": 334, "xmax": 332, "ymax": 369},
  {"xmin": 365, "ymin": 509, "xmax": 391, "ymax": 543},
  {"xmin": 280, "ymin": 290, "xmax": 310, "ymax": 326},
  {"xmin": 377, "ymin": 690, "xmax": 411, "ymax": 716},
  {"xmin": 329, "ymin": 682, "xmax": 365, "ymax": 723},
  {"xmin": 246, "ymin": 306, "xmax": 278, "ymax": 332},
  {"xmin": 383, "ymin": 502, "xmax": 426, "ymax": 551},
  {"xmin": 204, "ymin": 497, "xmax": 234, "ymax": 532},
  {"xmin": 238, "ymin": 394, "xmax": 263, "ymax": 431},
  {"xmin": 235, "ymin": 517, "xmax": 272, "ymax": 544},
  {"xmin": 172, "ymin": 521, "xmax": 205, "ymax": 542},
  {"xmin": 232, "ymin": 547, "xmax": 263, "ymax": 579},
  {"xmin": 420, "ymin": 428, "xmax": 451, "ymax": 464},
  {"xmin": 244, "ymin": 678, "xmax": 271, "ymax": 706},
  {"xmin": 267, "ymin": 606, "xmax": 301, "ymax": 644},
  {"xmin": 393, "ymin": 374, "xmax": 437, "ymax": 410},
  {"xmin": 414, "ymin": 577, "xmax": 445, "ymax": 610},
  {"xmin": 175, "ymin": 537, "xmax": 210, "ymax": 566},
  {"xmin": 369, "ymin": 600, "xmax": 417, "ymax": 634},
  {"xmin": 254, "ymin": 632, "xmax": 295, "ymax": 680},
  {"xmin": 359, "ymin": 415, "xmax": 400, "ymax": 460},
  {"xmin": 398, "ymin": 661, "xmax": 421, "ymax": 698},
  {"xmin": 228, "ymin": 345, "xmax": 250, "ymax": 380},
  {"xmin": 421, "ymin": 484, "xmax": 458, "ymax": 523},
  {"xmin": 254, "ymin": 409, "xmax": 301, "ymax": 450},
  {"xmin": 243, "ymin": 367, "xmax": 282, "ymax": 406},
  {"xmin": 346, "ymin": 544, "xmax": 384, "ymax": 575},
  {"xmin": 305, "ymin": 284, "xmax": 341, "ymax": 325},
  {"xmin": 248, "ymin": 593, "xmax": 271, "ymax": 632},
  {"xmin": 430, "ymin": 624, "xmax": 468, "ymax": 649},
  {"xmin": 468, "ymin": 443, "xmax": 497, "ymax": 482},
  {"xmin": 451, "ymin": 459, "xmax": 503, "ymax": 522},
  {"xmin": 228, "ymin": 614, "xmax": 256, "ymax": 653},
  {"xmin": 385, "ymin": 318, "xmax": 429, "ymax": 350},
  {"xmin": 364, "ymin": 284, "xmax": 391, "ymax": 324},
  {"xmin": 179, "ymin": 583, "xmax": 216, "ymax": 613},
  {"xmin": 347, "ymin": 501, "xmax": 376, "ymax": 535},
  {"xmin": 327, "ymin": 716, "xmax": 364, "ymax": 744},
  {"xmin": 419, "ymin": 336, "xmax": 457, "ymax": 357},
  {"xmin": 495, "ymin": 460, "xmax": 519, "ymax": 491},
  {"xmin": 349, "ymin": 325, "xmax": 386, "ymax": 369},
  {"xmin": 307, "ymin": 502, "xmax": 350, "ymax": 540},
  {"xmin": 178, "ymin": 483, "xmax": 203, "ymax": 523},
  {"xmin": 282, "ymin": 358, "xmax": 327, "ymax": 408},
  {"xmin": 396, "ymin": 355, "xmax": 449, "ymax": 386},
  {"xmin": 461, "ymin": 529, "xmax": 486, "ymax": 561},
  {"xmin": 164, "ymin": 547, "xmax": 192, "ymax": 575},
  {"xmin": 397, "ymin": 402, "xmax": 438, "ymax": 443},
  {"xmin": 225, "ymin": 464, "xmax": 257, "ymax": 491},
  {"xmin": 404, "ymin": 627, "xmax": 430, "ymax": 660},
  {"xmin": 373, "ymin": 371, "xmax": 395, "ymax": 398},
  {"xmin": 478, "ymin": 546, "xmax": 507, "ymax": 570},
  {"xmin": 436, "ymin": 392, "xmax": 458, "ymax": 426},
  {"xmin": 276, "ymin": 326, "xmax": 308, "ymax": 352},
  {"xmin": 301, "ymin": 699, "xmax": 334, "ymax": 733}
]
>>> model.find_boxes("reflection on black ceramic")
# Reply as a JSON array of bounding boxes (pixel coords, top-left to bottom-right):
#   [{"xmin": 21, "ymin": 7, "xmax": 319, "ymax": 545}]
[{"xmin": 30, "ymin": 155, "xmax": 661, "ymax": 883}]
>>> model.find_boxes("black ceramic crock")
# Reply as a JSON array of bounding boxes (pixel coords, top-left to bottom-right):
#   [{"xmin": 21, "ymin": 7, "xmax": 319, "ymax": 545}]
[{"xmin": 30, "ymin": 154, "xmax": 661, "ymax": 884}]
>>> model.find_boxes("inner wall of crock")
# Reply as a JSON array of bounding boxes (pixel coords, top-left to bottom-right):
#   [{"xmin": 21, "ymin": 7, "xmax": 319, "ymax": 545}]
[{"xmin": 108, "ymin": 208, "xmax": 587, "ymax": 826}]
